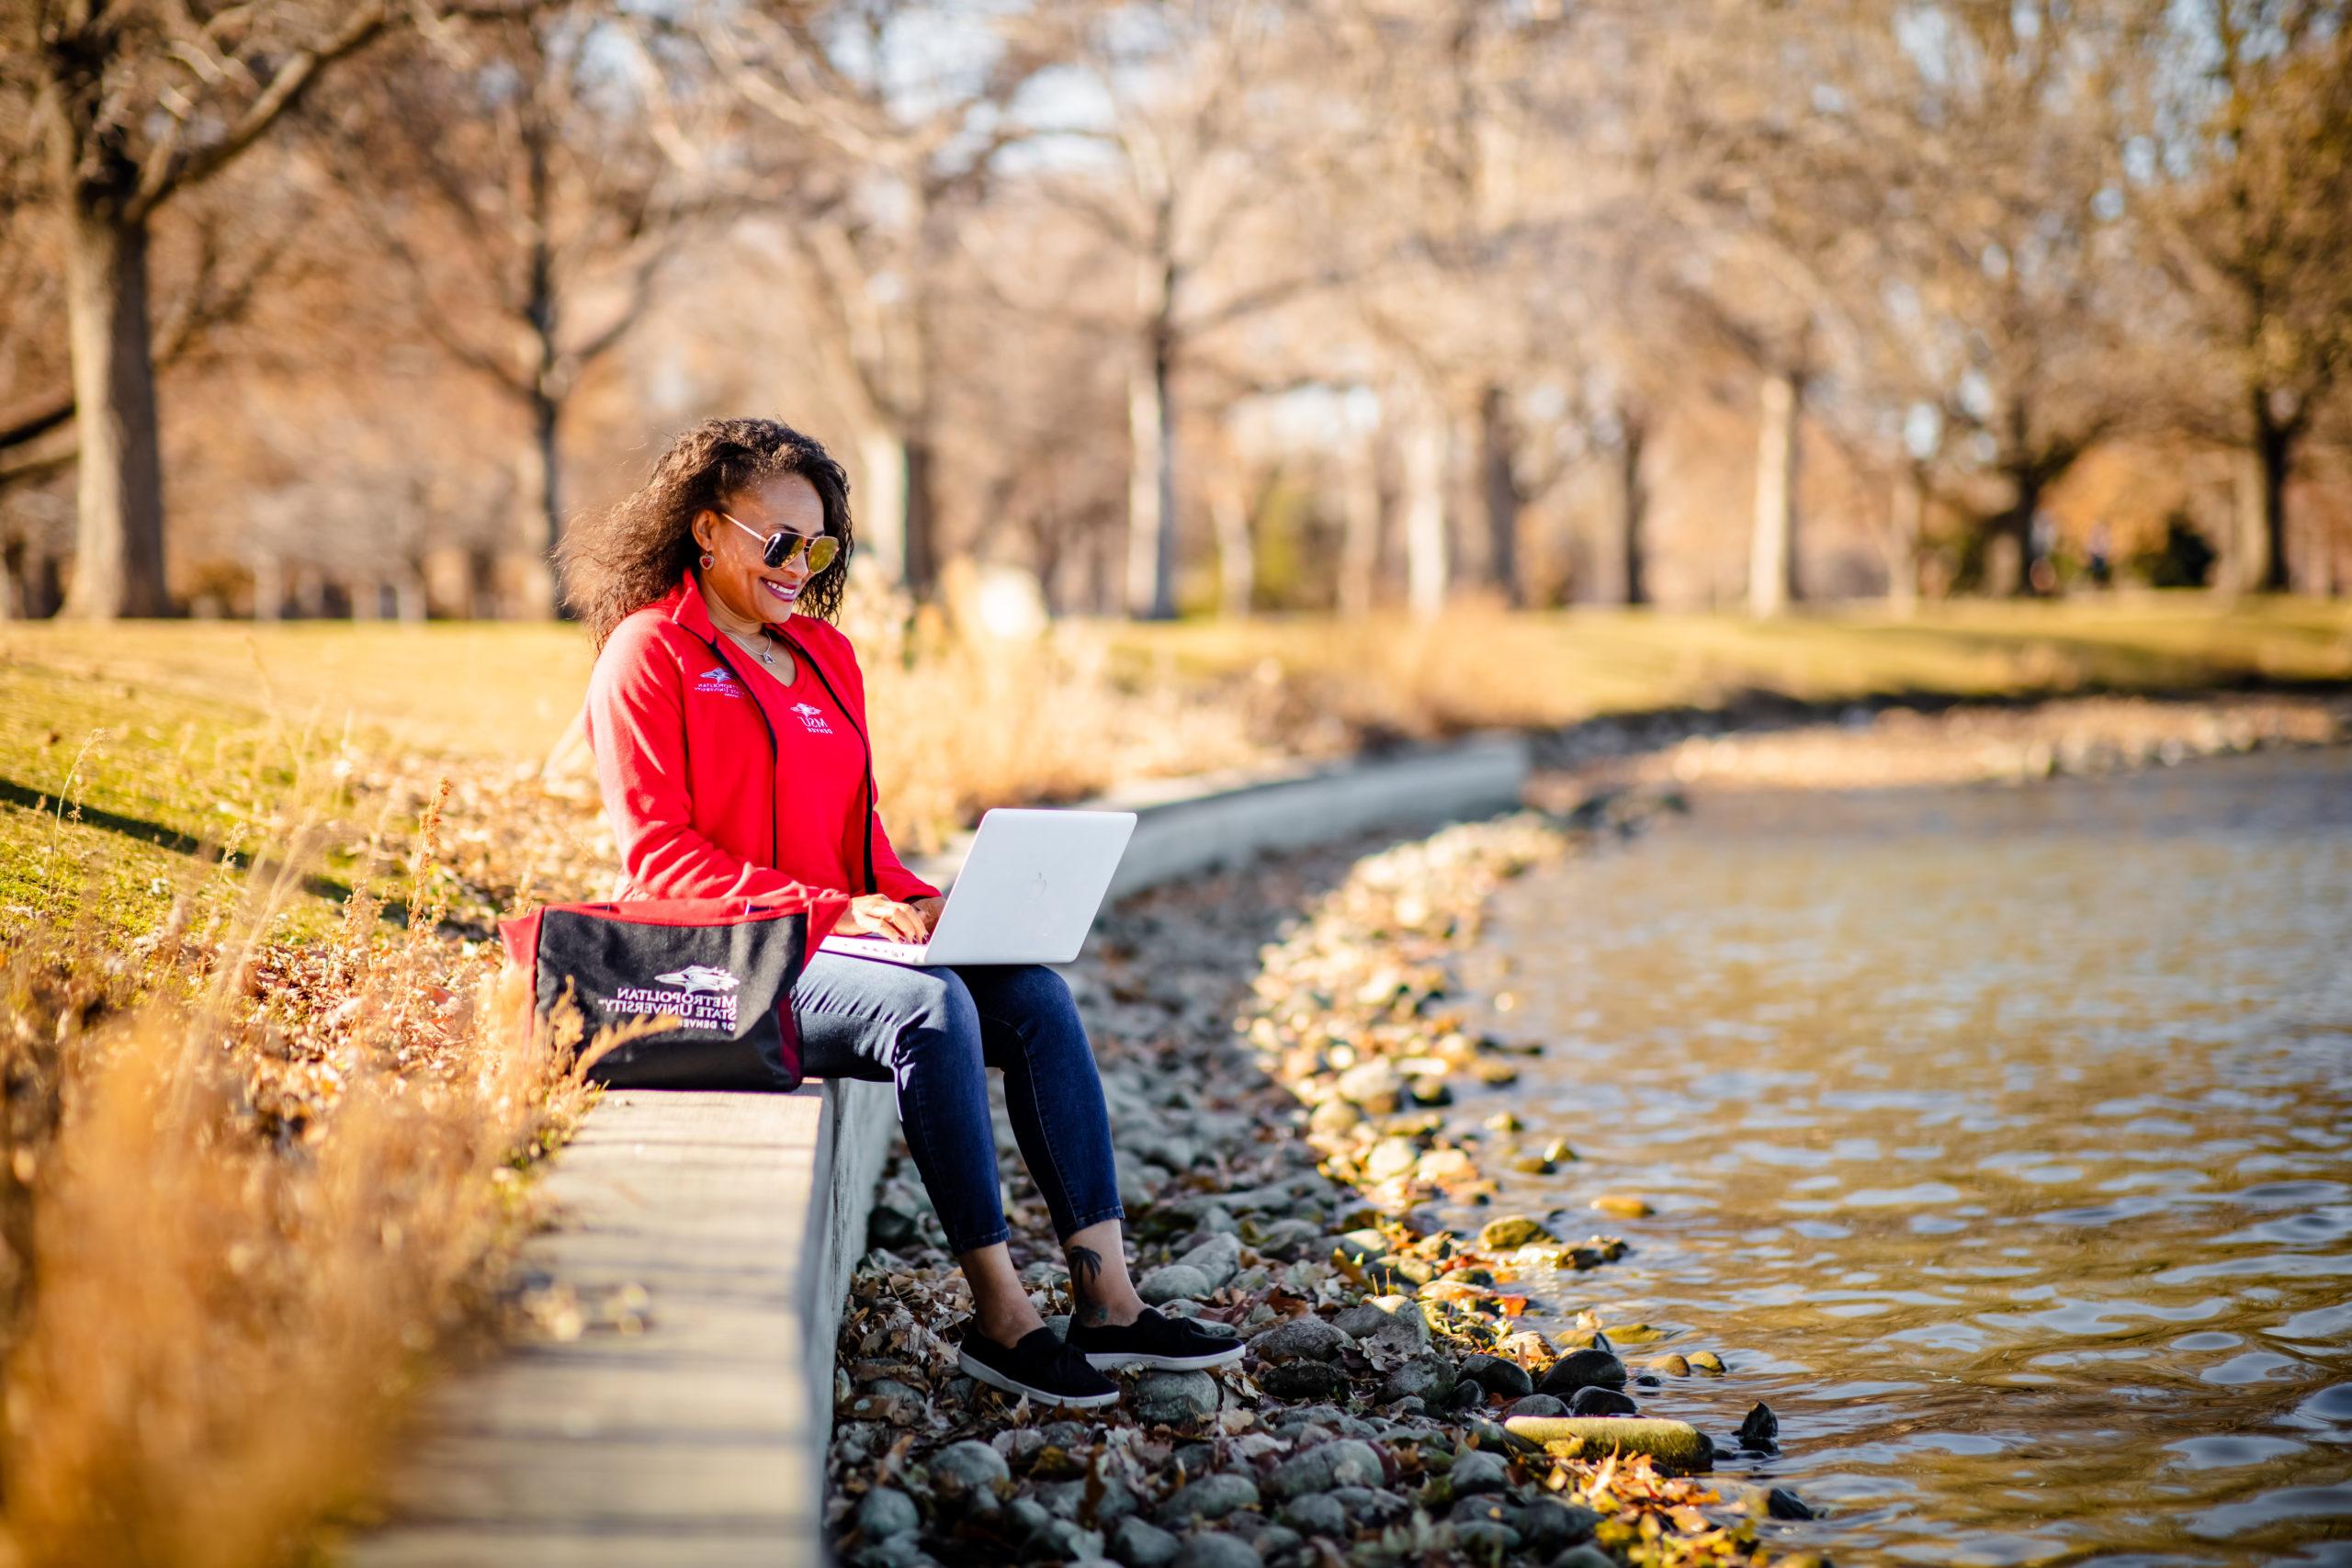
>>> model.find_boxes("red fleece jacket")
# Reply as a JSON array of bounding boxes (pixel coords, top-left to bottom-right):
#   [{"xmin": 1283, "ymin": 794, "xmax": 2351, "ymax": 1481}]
[{"xmin": 582, "ymin": 574, "xmax": 938, "ymax": 908}]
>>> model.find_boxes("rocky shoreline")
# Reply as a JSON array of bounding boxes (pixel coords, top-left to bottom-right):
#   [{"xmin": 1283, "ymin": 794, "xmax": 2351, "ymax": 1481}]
[{"xmin": 826, "ymin": 792, "xmax": 1804, "ymax": 1568}]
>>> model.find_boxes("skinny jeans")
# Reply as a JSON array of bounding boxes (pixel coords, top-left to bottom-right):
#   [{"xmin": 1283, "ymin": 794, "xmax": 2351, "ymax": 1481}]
[{"xmin": 790, "ymin": 954, "xmax": 1124, "ymax": 1255}]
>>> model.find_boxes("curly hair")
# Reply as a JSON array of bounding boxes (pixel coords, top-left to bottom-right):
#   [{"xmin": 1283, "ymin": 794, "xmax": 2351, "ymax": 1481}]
[{"xmin": 561, "ymin": 417, "xmax": 855, "ymax": 646}]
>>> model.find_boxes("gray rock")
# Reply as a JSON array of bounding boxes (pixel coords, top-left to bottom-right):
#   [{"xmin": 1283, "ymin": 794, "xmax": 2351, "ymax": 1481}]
[
  {"xmin": 1261, "ymin": 1361, "xmax": 1348, "ymax": 1401},
  {"xmin": 857, "ymin": 1486, "xmax": 921, "ymax": 1540},
  {"xmin": 1568, "ymin": 1385, "xmax": 1638, "ymax": 1417},
  {"xmin": 1447, "ymin": 1520, "xmax": 1520, "ymax": 1556},
  {"xmin": 1038, "ymin": 1477, "xmax": 1140, "ymax": 1526},
  {"xmin": 926, "ymin": 1439, "xmax": 1010, "ymax": 1500},
  {"xmin": 1267, "ymin": 1403, "xmax": 1351, "ymax": 1433},
  {"xmin": 1277, "ymin": 1494, "xmax": 1351, "ymax": 1538},
  {"xmin": 1157, "ymin": 1472, "xmax": 1261, "ymax": 1525},
  {"xmin": 1112, "ymin": 1516, "xmax": 1182, "ymax": 1568},
  {"xmin": 854, "ymin": 1535, "xmax": 930, "ymax": 1568},
  {"xmin": 1332, "ymin": 1296, "xmax": 1430, "ymax": 1350},
  {"xmin": 1253, "ymin": 1218, "xmax": 1324, "ymax": 1258},
  {"xmin": 1536, "ymin": 1349, "xmax": 1626, "ymax": 1396},
  {"xmin": 1334, "ymin": 1059, "xmax": 1402, "ymax": 1111},
  {"xmin": 1253, "ymin": 1525, "xmax": 1303, "ymax": 1562},
  {"xmin": 1380, "ymin": 1355, "xmax": 1456, "ymax": 1405},
  {"xmin": 1512, "ymin": 1499, "xmax": 1600, "ymax": 1550},
  {"xmin": 1326, "ymin": 1485, "xmax": 1411, "ymax": 1524},
  {"xmin": 1139, "ymin": 1263, "xmax": 1216, "ymax": 1305},
  {"xmin": 1447, "ymin": 1449, "xmax": 1510, "ymax": 1495},
  {"xmin": 1135, "ymin": 1370, "xmax": 1221, "ymax": 1424},
  {"xmin": 1250, "ymin": 1317, "xmax": 1351, "ymax": 1364},
  {"xmin": 1009, "ymin": 1496, "xmax": 1056, "ymax": 1543},
  {"xmin": 1505, "ymin": 1394, "xmax": 1567, "ymax": 1419},
  {"xmin": 1458, "ymin": 1355, "xmax": 1534, "ymax": 1398},
  {"xmin": 1330, "ymin": 1228, "xmax": 1390, "ymax": 1258},
  {"xmin": 1450, "ymin": 1495, "xmax": 1512, "ymax": 1529},
  {"xmin": 1177, "ymin": 1233, "xmax": 1244, "ymax": 1289},
  {"xmin": 1551, "ymin": 1546, "xmax": 1616, "ymax": 1568},
  {"xmin": 1266, "ymin": 1438, "xmax": 1386, "ymax": 1499},
  {"xmin": 1170, "ymin": 1534, "xmax": 1261, "ymax": 1568}
]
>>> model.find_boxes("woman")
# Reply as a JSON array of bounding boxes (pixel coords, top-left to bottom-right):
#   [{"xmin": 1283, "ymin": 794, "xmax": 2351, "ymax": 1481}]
[{"xmin": 561, "ymin": 417, "xmax": 1240, "ymax": 1409}]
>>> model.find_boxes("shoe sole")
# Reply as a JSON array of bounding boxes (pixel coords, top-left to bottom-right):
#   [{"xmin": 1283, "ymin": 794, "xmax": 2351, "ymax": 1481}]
[
  {"xmin": 956, "ymin": 1348, "xmax": 1121, "ymax": 1408},
  {"xmin": 1080, "ymin": 1341, "xmax": 1247, "ymax": 1372}
]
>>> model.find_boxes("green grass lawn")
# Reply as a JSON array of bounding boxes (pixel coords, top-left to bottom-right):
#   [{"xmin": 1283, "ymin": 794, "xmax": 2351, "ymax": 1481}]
[{"xmin": 5, "ymin": 592, "xmax": 2346, "ymax": 946}]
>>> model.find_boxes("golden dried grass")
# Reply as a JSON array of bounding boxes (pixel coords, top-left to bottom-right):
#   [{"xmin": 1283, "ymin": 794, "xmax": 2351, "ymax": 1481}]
[{"xmin": 0, "ymin": 780, "xmax": 594, "ymax": 1568}]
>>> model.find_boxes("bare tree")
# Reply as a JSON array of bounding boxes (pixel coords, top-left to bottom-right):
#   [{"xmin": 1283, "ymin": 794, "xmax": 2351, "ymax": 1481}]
[
  {"xmin": 2141, "ymin": 0, "xmax": 2352, "ymax": 592},
  {"xmin": 4, "ymin": 0, "xmax": 520, "ymax": 617},
  {"xmin": 319, "ymin": 6, "xmax": 721, "ymax": 615}
]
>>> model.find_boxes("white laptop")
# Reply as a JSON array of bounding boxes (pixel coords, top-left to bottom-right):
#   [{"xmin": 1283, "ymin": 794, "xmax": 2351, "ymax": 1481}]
[{"xmin": 819, "ymin": 807, "xmax": 1136, "ymax": 966}]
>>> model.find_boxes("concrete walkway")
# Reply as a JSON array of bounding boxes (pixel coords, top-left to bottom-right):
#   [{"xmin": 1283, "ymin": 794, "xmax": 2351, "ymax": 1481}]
[{"xmin": 350, "ymin": 735, "xmax": 1526, "ymax": 1568}]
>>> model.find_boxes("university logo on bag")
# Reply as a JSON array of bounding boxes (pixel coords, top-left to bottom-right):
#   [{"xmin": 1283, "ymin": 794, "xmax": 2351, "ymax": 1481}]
[
  {"xmin": 790, "ymin": 701, "xmax": 833, "ymax": 735},
  {"xmin": 694, "ymin": 666, "xmax": 742, "ymax": 697},
  {"xmin": 608, "ymin": 961, "xmax": 741, "ymax": 1030}
]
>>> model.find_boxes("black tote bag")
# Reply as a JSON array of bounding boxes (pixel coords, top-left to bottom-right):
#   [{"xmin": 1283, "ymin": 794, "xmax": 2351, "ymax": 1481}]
[{"xmin": 500, "ymin": 891, "xmax": 848, "ymax": 1091}]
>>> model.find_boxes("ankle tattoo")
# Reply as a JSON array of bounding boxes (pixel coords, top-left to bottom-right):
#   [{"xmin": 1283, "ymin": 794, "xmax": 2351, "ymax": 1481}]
[{"xmin": 1067, "ymin": 1244, "xmax": 1109, "ymax": 1324}]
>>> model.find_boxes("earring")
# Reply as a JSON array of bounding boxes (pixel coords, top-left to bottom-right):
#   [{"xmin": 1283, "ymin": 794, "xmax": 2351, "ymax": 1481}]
[{"xmin": 699, "ymin": 552, "xmax": 714, "ymax": 570}]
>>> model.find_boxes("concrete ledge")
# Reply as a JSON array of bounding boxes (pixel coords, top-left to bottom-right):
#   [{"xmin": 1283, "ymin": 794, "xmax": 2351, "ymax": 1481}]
[{"xmin": 355, "ymin": 733, "xmax": 1527, "ymax": 1567}]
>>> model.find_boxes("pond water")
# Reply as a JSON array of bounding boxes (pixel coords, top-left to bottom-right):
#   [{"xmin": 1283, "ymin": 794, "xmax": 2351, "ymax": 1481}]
[{"xmin": 1454, "ymin": 748, "xmax": 2352, "ymax": 1567}]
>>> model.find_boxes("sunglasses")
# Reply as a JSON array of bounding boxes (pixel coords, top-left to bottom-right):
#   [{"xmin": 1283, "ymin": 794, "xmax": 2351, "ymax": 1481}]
[{"xmin": 721, "ymin": 511, "xmax": 841, "ymax": 573}]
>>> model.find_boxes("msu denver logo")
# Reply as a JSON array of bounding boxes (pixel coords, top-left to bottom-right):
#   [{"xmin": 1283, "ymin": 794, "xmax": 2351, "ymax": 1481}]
[
  {"xmin": 694, "ymin": 666, "xmax": 741, "ymax": 696},
  {"xmin": 790, "ymin": 701, "xmax": 834, "ymax": 735},
  {"xmin": 655, "ymin": 964, "xmax": 741, "ymax": 994}
]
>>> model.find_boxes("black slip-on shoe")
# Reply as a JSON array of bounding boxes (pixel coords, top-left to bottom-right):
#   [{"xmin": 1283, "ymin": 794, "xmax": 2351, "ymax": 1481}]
[
  {"xmin": 957, "ymin": 1326, "xmax": 1121, "ymax": 1409},
  {"xmin": 1067, "ymin": 1306, "xmax": 1246, "ymax": 1372}
]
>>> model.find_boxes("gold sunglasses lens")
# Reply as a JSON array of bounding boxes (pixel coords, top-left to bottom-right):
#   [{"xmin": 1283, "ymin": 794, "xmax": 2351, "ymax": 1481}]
[{"xmin": 802, "ymin": 536, "xmax": 840, "ymax": 571}]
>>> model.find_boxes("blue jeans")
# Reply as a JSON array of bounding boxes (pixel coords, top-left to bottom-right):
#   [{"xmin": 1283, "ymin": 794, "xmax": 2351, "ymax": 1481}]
[{"xmin": 791, "ymin": 955, "xmax": 1125, "ymax": 1254}]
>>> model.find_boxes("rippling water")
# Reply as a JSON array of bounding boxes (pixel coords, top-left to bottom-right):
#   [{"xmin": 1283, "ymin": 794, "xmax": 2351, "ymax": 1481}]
[{"xmin": 1454, "ymin": 748, "xmax": 2352, "ymax": 1567}]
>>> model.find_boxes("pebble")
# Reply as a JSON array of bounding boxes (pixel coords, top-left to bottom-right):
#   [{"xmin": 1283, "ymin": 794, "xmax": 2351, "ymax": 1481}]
[
  {"xmin": 1332, "ymin": 1295, "xmax": 1430, "ymax": 1349},
  {"xmin": 857, "ymin": 1486, "xmax": 921, "ymax": 1540},
  {"xmin": 1157, "ymin": 1472, "xmax": 1261, "ymax": 1524},
  {"xmin": 1138, "ymin": 1263, "xmax": 1216, "ymax": 1305},
  {"xmin": 1589, "ymin": 1194, "xmax": 1653, "ymax": 1218},
  {"xmin": 1380, "ymin": 1355, "xmax": 1455, "ymax": 1405},
  {"xmin": 1553, "ymin": 1544, "xmax": 1617, "ymax": 1568},
  {"xmin": 1738, "ymin": 1401, "xmax": 1781, "ymax": 1450},
  {"xmin": 1276, "ymin": 1494, "xmax": 1350, "ymax": 1537},
  {"xmin": 924, "ymin": 1439, "xmax": 1009, "ymax": 1499},
  {"xmin": 1170, "ymin": 1533, "xmax": 1261, "ymax": 1568},
  {"xmin": 1648, "ymin": 1353, "xmax": 1692, "ymax": 1376},
  {"xmin": 1250, "ymin": 1316, "xmax": 1349, "ymax": 1364},
  {"xmin": 1260, "ymin": 1361, "xmax": 1347, "ymax": 1400},
  {"xmin": 1688, "ymin": 1349, "xmax": 1726, "ymax": 1373},
  {"xmin": 1334, "ymin": 1060, "xmax": 1402, "ymax": 1112},
  {"xmin": 1449, "ymin": 1520, "xmax": 1520, "ymax": 1554},
  {"xmin": 1475, "ymin": 1214, "xmax": 1553, "ymax": 1249},
  {"xmin": 1513, "ymin": 1498, "xmax": 1600, "ymax": 1549},
  {"xmin": 1458, "ymin": 1353, "xmax": 1534, "ymax": 1398},
  {"xmin": 1112, "ymin": 1517, "xmax": 1180, "ymax": 1568},
  {"xmin": 1537, "ymin": 1348, "xmax": 1627, "ymax": 1396},
  {"xmin": 1447, "ymin": 1449, "xmax": 1509, "ymax": 1495},
  {"xmin": 1265, "ymin": 1438, "xmax": 1385, "ymax": 1499},
  {"xmin": 1766, "ymin": 1484, "xmax": 1815, "ymax": 1520},
  {"xmin": 1134, "ymin": 1371, "xmax": 1220, "ymax": 1424},
  {"xmin": 1568, "ymin": 1386, "xmax": 1639, "ymax": 1417},
  {"xmin": 1176, "ymin": 1233, "xmax": 1243, "ymax": 1289}
]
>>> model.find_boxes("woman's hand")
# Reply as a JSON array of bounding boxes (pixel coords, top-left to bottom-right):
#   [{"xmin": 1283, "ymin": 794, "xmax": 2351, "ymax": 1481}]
[
  {"xmin": 910, "ymin": 896, "xmax": 945, "ymax": 934},
  {"xmin": 836, "ymin": 894, "xmax": 930, "ymax": 942}
]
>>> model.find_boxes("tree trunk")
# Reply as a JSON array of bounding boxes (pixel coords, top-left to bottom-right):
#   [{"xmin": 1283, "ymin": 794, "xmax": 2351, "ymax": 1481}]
[
  {"xmin": 1747, "ymin": 366, "xmax": 1799, "ymax": 617},
  {"xmin": 1403, "ymin": 404, "xmax": 1449, "ymax": 620},
  {"xmin": 507, "ymin": 387, "xmax": 562, "ymax": 619},
  {"xmin": 1125, "ymin": 314, "xmax": 1178, "ymax": 620},
  {"xmin": 2236, "ymin": 393, "xmax": 2294, "ymax": 593},
  {"xmin": 1618, "ymin": 412, "xmax": 1648, "ymax": 608},
  {"xmin": 1340, "ymin": 434, "xmax": 1382, "ymax": 617},
  {"xmin": 1886, "ymin": 464, "xmax": 1923, "ymax": 616},
  {"xmin": 1478, "ymin": 384, "xmax": 1521, "ymax": 607},
  {"xmin": 904, "ymin": 434, "xmax": 939, "ymax": 601},
  {"xmin": 60, "ymin": 201, "xmax": 169, "ymax": 618},
  {"xmin": 857, "ymin": 425, "xmax": 910, "ymax": 590},
  {"xmin": 1213, "ymin": 487, "xmax": 1253, "ymax": 618},
  {"xmin": 1989, "ymin": 473, "xmax": 2041, "ymax": 597}
]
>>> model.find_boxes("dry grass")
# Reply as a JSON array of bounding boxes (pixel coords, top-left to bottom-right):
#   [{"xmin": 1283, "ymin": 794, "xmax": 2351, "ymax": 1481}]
[
  {"xmin": 0, "ymin": 590, "xmax": 2345, "ymax": 1563},
  {"xmin": 0, "ymin": 780, "xmax": 596, "ymax": 1568}
]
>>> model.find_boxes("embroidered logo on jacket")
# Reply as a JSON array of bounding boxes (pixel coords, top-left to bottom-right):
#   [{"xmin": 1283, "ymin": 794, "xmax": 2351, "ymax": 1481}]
[
  {"xmin": 789, "ymin": 701, "xmax": 834, "ymax": 735},
  {"xmin": 654, "ymin": 964, "xmax": 741, "ymax": 994},
  {"xmin": 694, "ymin": 665, "xmax": 742, "ymax": 697}
]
